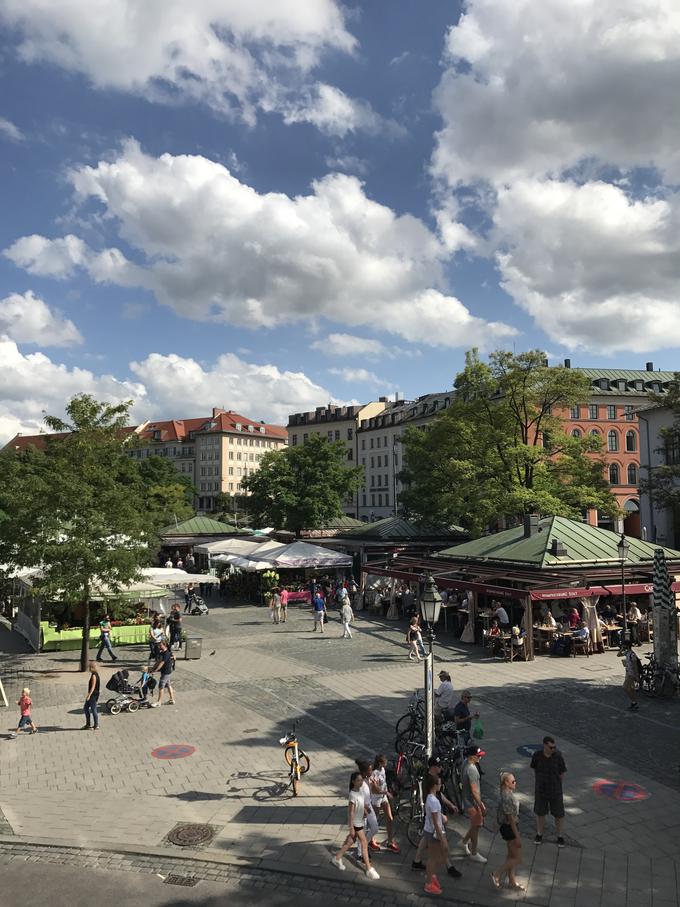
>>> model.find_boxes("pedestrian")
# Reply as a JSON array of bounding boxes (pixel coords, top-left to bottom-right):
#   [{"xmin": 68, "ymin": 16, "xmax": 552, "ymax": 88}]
[
  {"xmin": 493, "ymin": 602, "xmax": 510, "ymax": 630},
  {"xmin": 185, "ymin": 553, "xmax": 195, "ymax": 572},
  {"xmin": 423, "ymin": 773, "xmax": 449, "ymax": 895},
  {"xmin": 183, "ymin": 583, "xmax": 195, "ymax": 614},
  {"xmin": 148, "ymin": 616, "xmax": 164, "ymax": 660},
  {"xmin": 354, "ymin": 758, "xmax": 379, "ymax": 853},
  {"xmin": 164, "ymin": 557, "xmax": 173, "ymax": 568},
  {"xmin": 150, "ymin": 641, "xmax": 175, "ymax": 707},
  {"xmin": 617, "ymin": 640, "xmax": 641, "ymax": 711},
  {"xmin": 461, "ymin": 745, "xmax": 487, "ymax": 863},
  {"xmin": 10, "ymin": 687, "xmax": 38, "ymax": 737},
  {"xmin": 280, "ymin": 586, "xmax": 289, "ymax": 623},
  {"xmin": 82, "ymin": 661, "xmax": 100, "ymax": 730},
  {"xmin": 406, "ymin": 616, "xmax": 423, "ymax": 661},
  {"xmin": 168, "ymin": 604, "xmax": 183, "ymax": 650},
  {"xmin": 531, "ymin": 736, "xmax": 567, "ymax": 846},
  {"xmin": 341, "ymin": 596, "xmax": 354, "ymax": 638},
  {"xmin": 272, "ymin": 588, "xmax": 282, "ymax": 625},
  {"xmin": 627, "ymin": 601, "xmax": 642, "ymax": 646},
  {"xmin": 369, "ymin": 755, "xmax": 400, "ymax": 852},
  {"xmin": 451, "ymin": 690, "xmax": 480, "ymax": 743},
  {"xmin": 434, "ymin": 670, "xmax": 456, "ymax": 718},
  {"xmin": 412, "ymin": 756, "xmax": 462, "ymax": 878},
  {"xmin": 492, "ymin": 772, "xmax": 524, "ymax": 891},
  {"xmin": 312, "ymin": 590, "xmax": 327, "ymax": 633},
  {"xmin": 96, "ymin": 614, "xmax": 118, "ymax": 662},
  {"xmin": 136, "ymin": 664, "xmax": 154, "ymax": 703},
  {"xmin": 331, "ymin": 771, "xmax": 380, "ymax": 880}
]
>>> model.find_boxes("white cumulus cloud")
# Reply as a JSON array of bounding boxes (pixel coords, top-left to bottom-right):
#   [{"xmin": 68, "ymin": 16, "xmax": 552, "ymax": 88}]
[
  {"xmin": 0, "ymin": 291, "xmax": 83, "ymax": 346},
  {"xmin": 0, "ymin": 117, "xmax": 23, "ymax": 141},
  {"xmin": 433, "ymin": 0, "xmax": 680, "ymax": 186},
  {"xmin": 5, "ymin": 141, "xmax": 516, "ymax": 349},
  {"xmin": 328, "ymin": 366, "xmax": 392, "ymax": 388}
]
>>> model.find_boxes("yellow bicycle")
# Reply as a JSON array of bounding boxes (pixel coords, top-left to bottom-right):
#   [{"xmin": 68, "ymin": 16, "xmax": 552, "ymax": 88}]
[{"xmin": 279, "ymin": 722, "xmax": 310, "ymax": 797}]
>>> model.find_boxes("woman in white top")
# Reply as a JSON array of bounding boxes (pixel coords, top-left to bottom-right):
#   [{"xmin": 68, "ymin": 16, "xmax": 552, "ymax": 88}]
[
  {"xmin": 331, "ymin": 771, "xmax": 379, "ymax": 880},
  {"xmin": 423, "ymin": 773, "xmax": 448, "ymax": 895},
  {"xmin": 369, "ymin": 754, "xmax": 400, "ymax": 853},
  {"xmin": 271, "ymin": 588, "xmax": 282, "ymax": 625}
]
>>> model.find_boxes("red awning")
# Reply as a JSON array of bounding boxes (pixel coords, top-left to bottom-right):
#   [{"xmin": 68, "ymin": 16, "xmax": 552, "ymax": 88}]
[{"xmin": 530, "ymin": 582, "xmax": 680, "ymax": 600}]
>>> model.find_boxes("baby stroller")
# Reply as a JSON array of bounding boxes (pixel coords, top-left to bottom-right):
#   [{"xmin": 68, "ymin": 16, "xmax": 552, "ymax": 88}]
[
  {"xmin": 105, "ymin": 669, "xmax": 155, "ymax": 714},
  {"xmin": 190, "ymin": 595, "xmax": 208, "ymax": 615}
]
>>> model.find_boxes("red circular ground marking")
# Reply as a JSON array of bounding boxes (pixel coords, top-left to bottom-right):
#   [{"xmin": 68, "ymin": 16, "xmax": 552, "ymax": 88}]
[
  {"xmin": 592, "ymin": 779, "xmax": 650, "ymax": 802},
  {"xmin": 151, "ymin": 744, "xmax": 196, "ymax": 760}
]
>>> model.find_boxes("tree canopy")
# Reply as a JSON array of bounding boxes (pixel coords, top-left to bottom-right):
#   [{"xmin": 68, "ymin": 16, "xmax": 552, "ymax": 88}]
[
  {"xmin": 0, "ymin": 395, "xmax": 156, "ymax": 669},
  {"xmin": 130, "ymin": 446, "xmax": 196, "ymax": 529},
  {"xmin": 400, "ymin": 349, "xmax": 618, "ymax": 535},
  {"xmin": 241, "ymin": 433, "xmax": 363, "ymax": 535}
]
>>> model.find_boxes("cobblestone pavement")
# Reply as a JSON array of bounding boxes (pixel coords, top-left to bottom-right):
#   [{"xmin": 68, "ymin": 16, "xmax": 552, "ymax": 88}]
[{"xmin": 1, "ymin": 603, "xmax": 680, "ymax": 907}]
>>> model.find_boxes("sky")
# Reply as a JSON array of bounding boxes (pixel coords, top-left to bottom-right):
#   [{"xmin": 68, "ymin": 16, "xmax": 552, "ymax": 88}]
[{"xmin": 1, "ymin": 0, "xmax": 680, "ymax": 442}]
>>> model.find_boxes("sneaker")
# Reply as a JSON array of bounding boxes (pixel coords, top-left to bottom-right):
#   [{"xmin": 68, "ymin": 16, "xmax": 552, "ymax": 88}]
[
  {"xmin": 557, "ymin": 837, "xmax": 565, "ymax": 848},
  {"xmin": 468, "ymin": 851, "xmax": 487, "ymax": 863},
  {"xmin": 412, "ymin": 860, "xmax": 426, "ymax": 871},
  {"xmin": 368, "ymin": 840, "xmax": 382, "ymax": 852},
  {"xmin": 330, "ymin": 856, "xmax": 346, "ymax": 871},
  {"xmin": 628, "ymin": 703, "xmax": 639, "ymax": 711},
  {"xmin": 447, "ymin": 865, "xmax": 462, "ymax": 878},
  {"xmin": 150, "ymin": 703, "xmax": 160, "ymax": 708},
  {"xmin": 386, "ymin": 841, "xmax": 401, "ymax": 853},
  {"xmin": 9, "ymin": 732, "xmax": 16, "ymax": 738},
  {"xmin": 534, "ymin": 834, "xmax": 543, "ymax": 845},
  {"xmin": 366, "ymin": 867, "xmax": 380, "ymax": 881},
  {"xmin": 424, "ymin": 880, "xmax": 442, "ymax": 895},
  {"xmin": 463, "ymin": 841, "xmax": 472, "ymax": 856},
  {"xmin": 167, "ymin": 700, "xmax": 176, "ymax": 705}
]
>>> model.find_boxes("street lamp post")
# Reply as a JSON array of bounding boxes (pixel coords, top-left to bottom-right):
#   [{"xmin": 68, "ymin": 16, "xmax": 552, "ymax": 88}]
[
  {"xmin": 419, "ymin": 575, "xmax": 442, "ymax": 757},
  {"xmin": 617, "ymin": 533, "xmax": 630, "ymax": 645}
]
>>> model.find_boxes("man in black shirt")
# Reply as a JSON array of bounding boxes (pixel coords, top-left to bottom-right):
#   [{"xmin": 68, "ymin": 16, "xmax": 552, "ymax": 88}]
[
  {"xmin": 150, "ymin": 641, "xmax": 175, "ymax": 707},
  {"xmin": 531, "ymin": 736, "xmax": 567, "ymax": 846},
  {"xmin": 451, "ymin": 690, "xmax": 479, "ymax": 740}
]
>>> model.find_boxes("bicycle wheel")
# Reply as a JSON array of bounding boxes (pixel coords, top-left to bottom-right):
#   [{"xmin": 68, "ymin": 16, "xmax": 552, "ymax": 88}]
[
  {"xmin": 395, "ymin": 714, "xmax": 418, "ymax": 739},
  {"xmin": 297, "ymin": 750, "xmax": 311, "ymax": 774},
  {"xmin": 406, "ymin": 814, "xmax": 424, "ymax": 847},
  {"xmin": 284, "ymin": 743, "xmax": 310, "ymax": 771},
  {"xmin": 292, "ymin": 764, "xmax": 301, "ymax": 797}
]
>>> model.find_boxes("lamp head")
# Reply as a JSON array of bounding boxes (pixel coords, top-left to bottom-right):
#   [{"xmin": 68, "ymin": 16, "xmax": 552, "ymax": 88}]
[
  {"xmin": 419, "ymin": 574, "xmax": 442, "ymax": 625},
  {"xmin": 617, "ymin": 533, "xmax": 630, "ymax": 561}
]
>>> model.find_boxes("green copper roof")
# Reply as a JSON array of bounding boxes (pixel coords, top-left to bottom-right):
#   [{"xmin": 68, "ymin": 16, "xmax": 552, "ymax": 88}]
[
  {"xmin": 435, "ymin": 516, "xmax": 680, "ymax": 569},
  {"xmin": 575, "ymin": 368, "xmax": 675, "ymax": 381},
  {"xmin": 160, "ymin": 516, "xmax": 244, "ymax": 536},
  {"xmin": 338, "ymin": 516, "xmax": 467, "ymax": 541}
]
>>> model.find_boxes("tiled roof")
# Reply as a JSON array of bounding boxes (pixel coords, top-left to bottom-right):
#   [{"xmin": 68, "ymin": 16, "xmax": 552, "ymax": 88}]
[
  {"xmin": 137, "ymin": 410, "xmax": 287, "ymax": 442},
  {"xmin": 4, "ymin": 427, "xmax": 137, "ymax": 451},
  {"xmin": 159, "ymin": 516, "xmax": 244, "ymax": 536},
  {"xmin": 338, "ymin": 516, "xmax": 467, "ymax": 541},
  {"xmin": 435, "ymin": 516, "xmax": 680, "ymax": 568}
]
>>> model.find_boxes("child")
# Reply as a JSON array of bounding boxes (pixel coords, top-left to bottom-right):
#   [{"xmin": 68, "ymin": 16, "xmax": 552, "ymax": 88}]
[
  {"xmin": 369, "ymin": 754, "xmax": 400, "ymax": 852},
  {"xmin": 331, "ymin": 771, "xmax": 380, "ymax": 880},
  {"xmin": 10, "ymin": 688, "xmax": 38, "ymax": 737},
  {"xmin": 341, "ymin": 597, "xmax": 354, "ymax": 639}
]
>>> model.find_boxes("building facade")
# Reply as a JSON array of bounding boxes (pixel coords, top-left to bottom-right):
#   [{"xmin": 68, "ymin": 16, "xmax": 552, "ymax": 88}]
[
  {"xmin": 287, "ymin": 401, "xmax": 389, "ymax": 515},
  {"xmin": 356, "ymin": 391, "xmax": 453, "ymax": 521},
  {"xmin": 638, "ymin": 403, "xmax": 679, "ymax": 548},
  {"xmin": 558, "ymin": 361, "xmax": 674, "ymax": 537}
]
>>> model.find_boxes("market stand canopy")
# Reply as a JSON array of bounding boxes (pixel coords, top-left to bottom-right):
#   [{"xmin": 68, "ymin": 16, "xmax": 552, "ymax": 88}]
[
  {"xmin": 140, "ymin": 567, "xmax": 219, "ymax": 587},
  {"xmin": 159, "ymin": 516, "xmax": 247, "ymax": 546},
  {"xmin": 248, "ymin": 540, "xmax": 352, "ymax": 568},
  {"xmin": 434, "ymin": 516, "xmax": 680, "ymax": 570}
]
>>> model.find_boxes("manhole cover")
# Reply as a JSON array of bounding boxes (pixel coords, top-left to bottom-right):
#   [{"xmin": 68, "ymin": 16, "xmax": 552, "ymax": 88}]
[
  {"xmin": 167, "ymin": 823, "xmax": 216, "ymax": 847},
  {"xmin": 164, "ymin": 874, "xmax": 199, "ymax": 887}
]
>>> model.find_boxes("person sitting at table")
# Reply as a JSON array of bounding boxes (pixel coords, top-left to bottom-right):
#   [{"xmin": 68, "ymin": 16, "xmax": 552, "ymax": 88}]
[
  {"xmin": 544, "ymin": 610, "xmax": 557, "ymax": 629},
  {"xmin": 487, "ymin": 620, "xmax": 503, "ymax": 656},
  {"xmin": 600, "ymin": 602, "xmax": 617, "ymax": 622},
  {"xmin": 567, "ymin": 607, "xmax": 581, "ymax": 629},
  {"xmin": 493, "ymin": 602, "xmax": 510, "ymax": 630},
  {"xmin": 573, "ymin": 621, "xmax": 589, "ymax": 642},
  {"xmin": 627, "ymin": 601, "xmax": 642, "ymax": 647}
]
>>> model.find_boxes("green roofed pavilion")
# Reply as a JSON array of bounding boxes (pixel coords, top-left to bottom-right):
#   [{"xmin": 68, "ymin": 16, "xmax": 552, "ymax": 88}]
[
  {"xmin": 159, "ymin": 516, "xmax": 246, "ymax": 537},
  {"xmin": 337, "ymin": 516, "xmax": 467, "ymax": 542}
]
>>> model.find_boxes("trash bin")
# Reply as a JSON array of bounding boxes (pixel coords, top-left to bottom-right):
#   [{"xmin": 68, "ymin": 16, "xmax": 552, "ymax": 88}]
[{"xmin": 185, "ymin": 636, "xmax": 202, "ymax": 660}]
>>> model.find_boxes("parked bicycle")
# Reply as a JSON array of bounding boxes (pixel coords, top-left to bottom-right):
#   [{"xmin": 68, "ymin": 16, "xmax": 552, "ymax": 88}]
[
  {"xmin": 279, "ymin": 722, "xmax": 310, "ymax": 797},
  {"xmin": 639, "ymin": 653, "xmax": 679, "ymax": 698}
]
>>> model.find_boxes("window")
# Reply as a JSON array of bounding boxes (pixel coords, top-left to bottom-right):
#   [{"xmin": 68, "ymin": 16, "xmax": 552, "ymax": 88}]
[
  {"xmin": 624, "ymin": 405, "xmax": 634, "ymax": 421},
  {"xmin": 228, "ymin": 482, "xmax": 234, "ymax": 491},
  {"xmin": 229, "ymin": 451, "xmax": 234, "ymax": 460},
  {"xmin": 385, "ymin": 493, "xmax": 389, "ymax": 507},
  {"xmin": 362, "ymin": 494, "xmax": 367, "ymax": 506},
  {"xmin": 378, "ymin": 494, "xmax": 382, "ymax": 506},
  {"xmin": 347, "ymin": 449, "xmax": 353, "ymax": 461},
  {"xmin": 327, "ymin": 430, "xmax": 333, "ymax": 440},
  {"xmin": 588, "ymin": 404, "xmax": 598, "ymax": 419},
  {"xmin": 384, "ymin": 436, "xmax": 388, "ymax": 447},
  {"xmin": 591, "ymin": 428, "xmax": 601, "ymax": 437},
  {"xmin": 376, "ymin": 437, "xmax": 381, "ymax": 448},
  {"xmin": 371, "ymin": 494, "xmax": 375, "ymax": 506},
  {"xmin": 609, "ymin": 463, "xmax": 620, "ymax": 484},
  {"xmin": 370, "ymin": 475, "xmax": 375, "ymax": 486},
  {"xmin": 607, "ymin": 430, "xmax": 618, "ymax": 452},
  {"xmin": 627, "ymin": 464, "xmax": 638, "ymax": 485},
  {"xmin": 249, "ymin": 452, "xmax": 255, "ymax": 461},
  {"xmin": 362, "ymin": 457, "xmax": 365, "ymax": 466},
  {"xmin": 291, "ymin": 434, "xmax": 297, "ymax": 446},
  {"xmin": 348, "ymin": 428, "xmax": 353, "ymax": 440},
  {"xmin": 384, "ymin": 474, "xmax": 388, "ymax": 487},
  {"xmin": 607, "ymin": 405, "xmax": 616, "ymax": 420},
  {"xmin": 228, "ymin": 467, "xmax": 233, "ymax": 475},
  {"xmin": 570, "ymin": 406, "xmax": 580, "ymax": 419},
  {"xmin": 334, "ymin": 430, "xmax": 340, "ymax": 440},
  {"xmin": 370, "ymin": 438, "xmax": 374, "ymax": 449},
  {"xmin": 625, "ymin": 430, "xmax": 637, "ymax": 452},
  {"xmin": 303, "ymin": 433, "xmax": 308, "ymax": 442},
  {"xmin": 571, "ymin": 428, "xmax": 582, "ymax": 438},
  {"xmin": 200, "ymin": 466, "xmax": 206, "ymax": 476}
]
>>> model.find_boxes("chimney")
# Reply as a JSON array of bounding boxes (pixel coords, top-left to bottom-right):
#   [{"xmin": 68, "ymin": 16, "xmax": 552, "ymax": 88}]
[
  {"xmin": 543, "ymin": 358, "xmax": 549, "ymax": 366},
  {"xmin": 564, "ymin": 358, "xmax": 571, "ymax": 369},
  {"xmin": 523, "ymin": 513, "xmax": 540, "ymax": 538},
  {"xmin": 646, "ymin": 362, "xmax": 654, "ymax": 372},
  {"xmin": 379, "ymin": 396, "xmax": 388, "ymax": 403},
  {"xmin": 550, "ymin": 538, "xmax": 568, "ymax": 557}
]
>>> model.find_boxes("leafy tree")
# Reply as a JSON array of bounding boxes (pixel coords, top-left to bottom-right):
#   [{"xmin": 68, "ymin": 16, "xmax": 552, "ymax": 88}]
[
  {"xmin": 131, "ymin": 451, "xmax": 196, "ymax": 529},
  {"xmin": 0, "ymin": 395, "xmax": 154, "ymax": 670},
  {"xmin": 400, "ymin": 349, "xmax": 617, "ymax": 535},
  {"xmin": 210, "ymin": 491, "xmax": 247, "ymax": 527},
  {"xmin": 242, "ymin": 434, "xmax": 363, "ymax": 535}
]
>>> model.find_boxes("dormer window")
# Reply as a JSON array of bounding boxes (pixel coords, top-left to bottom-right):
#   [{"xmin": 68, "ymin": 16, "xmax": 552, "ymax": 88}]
[
  {"xmin": 259, "ymin": 426, "xmax": 265, "ymax": 433},
  {"xmin": 153, "ymin": 429, "xmax": 161, "ymax": 441},
  {"xmin": 235, "ymin": 423, "xmax": 242, "ymax": 431},
  {"xmin": 247, "ymin": 425, "xmax": 254, "ymax": 432}
]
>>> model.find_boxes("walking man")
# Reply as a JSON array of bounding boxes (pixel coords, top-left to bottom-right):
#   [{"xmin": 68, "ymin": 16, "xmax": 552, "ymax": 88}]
[
  {"xmin": 461, "ymin": 745, "xmax": 487, "ymax": 863},
  {"xmin": 341, "ymin": 596, "xmax": 354, "ymax": 638},
  {"xmin": 618, "ymin": 640, "xmax": 641, "ymax": 711},
  {"xmin": 150, "ymin": 641, "xmax": 175, "ymax": 707},
  {"xmin": 96, "ymin": 614, "xmax": 118, "ymax": 662},
  {"xmin": 280, "ymin": 586, "xmax": 289, "ymax": 623},
  {"xmin": 312, "ymin": 590, "xmax": 327, "ymax": 633},
  {"xmin": 531, "ymin": 736, "xmax": 567, "ymax": 846}
]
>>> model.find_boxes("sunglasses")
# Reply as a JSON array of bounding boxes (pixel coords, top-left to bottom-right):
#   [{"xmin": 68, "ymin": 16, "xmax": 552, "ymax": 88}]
[{"xmin": 547, "ymin": 744, "xmax": 557, "ymax": 750}]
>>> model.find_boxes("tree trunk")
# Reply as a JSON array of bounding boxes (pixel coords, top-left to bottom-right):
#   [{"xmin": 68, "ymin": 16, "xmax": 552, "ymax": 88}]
[{"xmin": 79, "ymin": 593, "xmax": 91, "ymax": 672}]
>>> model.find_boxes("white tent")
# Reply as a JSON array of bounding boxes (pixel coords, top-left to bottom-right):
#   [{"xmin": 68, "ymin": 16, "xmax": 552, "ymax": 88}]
[
  {"xmin": 193, "ymin": 538, "xmax": 267, "ymax": 557},
  {"xmin": 230, "ymin": 556, "xmax": 275, "ymax": 572},
  {"xmin": 249, "ymin": 540, "xmax": 352, "ymax": 569},
  {"xmin": 140, "ymin": 567, "xmax": 219, "ymax": 586}
]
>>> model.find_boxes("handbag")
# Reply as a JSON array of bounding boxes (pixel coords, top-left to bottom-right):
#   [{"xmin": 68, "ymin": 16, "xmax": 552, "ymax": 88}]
[{"xmin": 472, "ymin": 718, "xmax": 484, "ymax": 740}]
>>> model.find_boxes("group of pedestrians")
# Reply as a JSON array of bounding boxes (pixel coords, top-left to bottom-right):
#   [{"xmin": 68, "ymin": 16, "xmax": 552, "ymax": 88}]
[{"xmin": 269, "ymin": 587, "xmax": 289, "ymax": 624}]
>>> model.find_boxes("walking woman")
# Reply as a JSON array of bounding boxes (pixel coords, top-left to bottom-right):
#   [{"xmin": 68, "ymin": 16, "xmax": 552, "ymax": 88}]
[
  {"xmin": 331, "ymin": 771, "xmax": 380, "ymax": 880},
  {"xmin": 423, "ymin": 773, "xmax": 449, "ymax": 896},
  {"xmin": 406, "ymin": 616, "xmax": 423, "ymax": 661},
  {"xmin": 491, "ymin": 772, "xmax": 524, "ymax": 891},
  {"xmin": 82, "ymin": 660, "xmax": 100, "ymax": 731}
]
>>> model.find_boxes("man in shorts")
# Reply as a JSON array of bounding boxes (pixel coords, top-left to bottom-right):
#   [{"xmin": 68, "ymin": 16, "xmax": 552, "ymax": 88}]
[
  {"xmin": 461, "ymin": 745, "xmax": 487, "ymax": 863},
  {"xmin": 312, "ymin": 591, "xmax": 327, "ymax": 633},
  {"xmin": 531, "ymin": 736, "xmax": 567, "ymax": 846},
  {"xmin": 150, "ymin": 641, "xmax": 175, "ymax": 707}
]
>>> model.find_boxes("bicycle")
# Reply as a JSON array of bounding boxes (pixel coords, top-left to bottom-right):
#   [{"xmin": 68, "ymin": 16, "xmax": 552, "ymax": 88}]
[
  {"xmin": 639, "ymin": 654, "xmax": 679, "ymax": 697},
  {"xmin": 279, "ymin": 722, "xmax": 310, "ymax": 797},
  {"xmin": 394, "ymin": 689, "xmax": 425, "ymax": 751}
]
